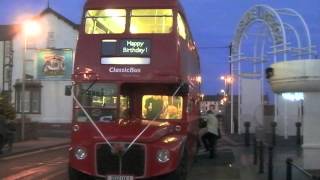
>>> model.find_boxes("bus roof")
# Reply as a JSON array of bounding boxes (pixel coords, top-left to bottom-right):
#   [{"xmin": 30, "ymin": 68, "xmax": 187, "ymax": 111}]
[{"xmin": 85, "ymin": 0, "xmax": 182, "ymax": 10}]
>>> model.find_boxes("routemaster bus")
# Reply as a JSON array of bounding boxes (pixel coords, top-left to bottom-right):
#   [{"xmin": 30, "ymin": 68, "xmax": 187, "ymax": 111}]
[{"xmin": 68, "ymin": 0, "xmax": 201, "ymax": 179}]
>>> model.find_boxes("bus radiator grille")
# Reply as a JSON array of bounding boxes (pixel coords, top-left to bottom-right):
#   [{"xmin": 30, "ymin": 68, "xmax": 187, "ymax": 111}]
[{"xmin": 96, "ymin": 143, "xmax": 145, "ymax": 177}]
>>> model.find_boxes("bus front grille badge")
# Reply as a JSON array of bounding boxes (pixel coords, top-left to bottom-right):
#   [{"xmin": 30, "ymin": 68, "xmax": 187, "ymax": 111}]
[{"xmin": 111, "ymin": 143, "xmax": 126, "ymax": 155}]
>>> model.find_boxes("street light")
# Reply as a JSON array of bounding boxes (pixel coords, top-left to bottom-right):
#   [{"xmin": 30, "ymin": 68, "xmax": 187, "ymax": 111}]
[
  {"xmin": 200, "ymin": 93, "xmax": 204, "ymax": 100},
  {"xmin": 21, "ymin": 20, "xmax": 41, "ymax": 140},
  {"xmin": 220, "ymin": 89, "xmax": 225, "ymax": 95},
  {"xmin": 220, "ymin": 74, "xmax": 233, "ymax": 134},
  {"xmin": 220, "ymin": 75, "xmax": 232, "ymax": 96}
]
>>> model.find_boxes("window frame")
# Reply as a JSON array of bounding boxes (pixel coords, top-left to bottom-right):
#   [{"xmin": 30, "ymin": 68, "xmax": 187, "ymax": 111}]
[
  {"xmin": 73, "ymin": 83, "xmax": 120, "ymax": 122},
  {"xmin": 84, "ymin": 9, "xmax": 127, "ymax": 34},
  {"xmin": 141, "ymin": 95, "xmax": 183, "ymax": 120},
  {"xmin": 129, "ymin": 9, "xmax": 174, "ymax": 34},
  {"xmin": 176, "ymin": 12, "xmax": 193, "ymax": 41},
  {"xmin": 15, "ymin": 86, "xmax": 41, "ymax": 114},
  {"xmin": 47, "ymin": 31, "xmax": 55, "ymax": 48},
  {"xmin": 177, "ymin": 13, "xmax": 187, "ymax": 40},
  {"xmin": 25, "ymin": 58, "xmax": 34, "ymax": 79}
]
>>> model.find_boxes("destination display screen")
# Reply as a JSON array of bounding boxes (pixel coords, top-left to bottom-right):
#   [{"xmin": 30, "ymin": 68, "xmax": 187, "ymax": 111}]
[{"xmin": 102, "ymin": 39, "xmax": 151, "ymax": 57}]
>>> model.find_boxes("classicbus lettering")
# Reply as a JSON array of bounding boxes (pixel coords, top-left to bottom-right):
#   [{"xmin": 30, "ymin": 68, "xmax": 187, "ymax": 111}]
[{"xmin": 108, "ymin": 67, "xmax": 141, "ymax": 73}]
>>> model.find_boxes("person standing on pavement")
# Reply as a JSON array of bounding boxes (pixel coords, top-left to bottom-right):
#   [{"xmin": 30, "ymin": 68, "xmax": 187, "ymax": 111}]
[{"xmin": 201, "ymin": 105, "xmax": 220, "ymax": 158}]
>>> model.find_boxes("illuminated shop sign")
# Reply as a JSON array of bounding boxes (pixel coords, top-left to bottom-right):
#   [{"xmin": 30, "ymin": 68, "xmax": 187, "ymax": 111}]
[{"xmin": 37, "ymin": 49, "xmax": 73, "ymax": 80}]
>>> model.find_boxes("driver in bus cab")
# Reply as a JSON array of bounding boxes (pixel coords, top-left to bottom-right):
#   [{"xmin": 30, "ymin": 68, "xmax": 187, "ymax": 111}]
[{"xmin": 144, "ymin": 96, "xmax": 164, "ymax": 119}]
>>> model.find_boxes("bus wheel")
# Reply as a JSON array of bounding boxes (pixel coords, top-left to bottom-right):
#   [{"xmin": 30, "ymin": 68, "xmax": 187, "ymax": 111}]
[
  {"xmin": 68, "ymin": 166, "xmax": 94, "ymax": 180},
  {"xmin": 163, "ymin": 151, "xmax": 188, "ymax": 180}
]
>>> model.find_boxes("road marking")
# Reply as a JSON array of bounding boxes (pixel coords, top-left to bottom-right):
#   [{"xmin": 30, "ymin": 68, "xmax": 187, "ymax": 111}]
[
  {"xmin": 10, "ymin": 157, "xmax": 68, "ymax": 171},
  {"xmin": 1, "ymin": 145, "xmax": 69, "ymax": 161},
  {"xmin": 45, "ymin": 169, "xmax": 67, "ymax": 179},
  {"xmin": 2, "ymin": 166, "xmax": 49, "ymax": 180}
]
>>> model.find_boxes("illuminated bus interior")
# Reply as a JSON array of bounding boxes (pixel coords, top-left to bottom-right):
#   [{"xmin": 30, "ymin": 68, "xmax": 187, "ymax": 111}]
[
  {"xmin": 130, "ymin": 9, "xmax": 173, "ymax": 34},
  {"xmin": 85, "ymin": 9, "xmax": 126, "ymax": 34},
  {"xmin": 74, "ymin": 83, "xmax": 183, "ymax": 122},
  {"xmin": 85, "ymin": 9, "xmax": 173, "ymax": 34},
  {"xmin": 177, "ymin": 13, "xmax": 187, "ymax": 39},
  {"xmin": 74, "ymin": 83, "xmax": 118, "ymax": 122},
  {"xmin": 142, "ymin": 95, "xmax": 183, "ymax": 120}
]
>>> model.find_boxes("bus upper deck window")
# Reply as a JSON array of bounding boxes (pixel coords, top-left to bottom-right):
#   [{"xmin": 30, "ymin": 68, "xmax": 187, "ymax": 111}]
[
  {"xmin": 177, "ymin": 13, "xmax": 187, "ymax": 40},
  {"xmin": 130, "ymin": 9, "xmax": 173, "ymax": 34},
  {"xmin": 85, "ymin": 9, "xmax": 126, "ymax": 34}
]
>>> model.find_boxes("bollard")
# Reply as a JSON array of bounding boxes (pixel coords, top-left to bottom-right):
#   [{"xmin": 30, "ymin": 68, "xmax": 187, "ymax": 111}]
[
  {"xmin": 244, "ymin": 121, "xmax": 251, "ymax": 146},
  {"xmin": 259, "ymin": 141, "xmax": 264, "ymax": 174},
  {"xmin": 268, "ymin": 146, "xmax": 273, "ymax": 180},
  {"xmin": 286, "ymin": 158, "xmax": 293, "ymax": 180},
  {"xmin": 271, "ymin": 121, "xmax": 277, "ymax": 146},
  {"xmin": 296, "ymin": 122, "xmax": 302, "ymax": 145},
  {"xmin": 253, "ymin": 137, "xmax": 257, "ymax": 165}
]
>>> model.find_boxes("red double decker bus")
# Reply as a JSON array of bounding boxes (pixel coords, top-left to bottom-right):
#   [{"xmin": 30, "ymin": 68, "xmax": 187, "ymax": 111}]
[{"xmin": 68, "ymin": 0, "xmax": 201, "ymax": 179}]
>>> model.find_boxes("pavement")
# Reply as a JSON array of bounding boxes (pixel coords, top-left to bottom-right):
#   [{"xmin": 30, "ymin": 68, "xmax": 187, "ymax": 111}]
[
  {"xmin": 0, "ymin": 133, "xmax": 317, "ymax": 180},
  {"xmin": 0, "ymin": 137, "xmax": 69, "ymax": 159},
  {"xmin": 188, "ymin": 134, "xmax": 309, "ymax": 180}
]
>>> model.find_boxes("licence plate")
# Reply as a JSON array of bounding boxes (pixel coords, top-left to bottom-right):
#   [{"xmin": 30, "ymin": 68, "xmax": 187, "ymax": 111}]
[{"xmin": 106, "ymin": 175, "xmax": 134, "ymax": 180}]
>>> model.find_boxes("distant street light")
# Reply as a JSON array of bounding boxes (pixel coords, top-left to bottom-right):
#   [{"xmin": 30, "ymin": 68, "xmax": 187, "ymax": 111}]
[
  {"xmin": 21, "ymin": 20, "xmax": 41, "ymax": 140},
  {"xmin": 226, "ymin": 76, "xmax": 233, "ymax": 84},
  {"xmin": 220, "ymin": 74, "xmax": 233, "ymax": 134},
  {"xmin": 220, "ymin": 75, "xmax": 233, "ymax": 95},
  {"xmin": 200, "ymin": 93, "xmax": 204, "ymax": 100}
]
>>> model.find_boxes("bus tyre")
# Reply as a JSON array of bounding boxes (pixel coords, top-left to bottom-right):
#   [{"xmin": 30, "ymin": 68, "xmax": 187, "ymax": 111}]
[
  {"xmin": 163, "ymin": 151, "xmax": 188, "ymax": 180},
  {"xmin": 68, "ymin": 166, "xmax": 94, "ymax": 180}
]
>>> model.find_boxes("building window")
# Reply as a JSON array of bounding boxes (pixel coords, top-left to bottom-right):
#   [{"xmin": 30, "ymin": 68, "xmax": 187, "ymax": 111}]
[
  {"xmin": 15, "ymin": 83, "xmax": 41, "ymax": 114},
  {"xmin": 4, "ymin": 66, "xmax": 11, "ymax": 82},
  {"xmin": 47, "ymin": 31, "xmax": 55, "ymax": 48},
  {"xmin": 25, "ymin": 59, "xmax": 34, "ymax": 79}
]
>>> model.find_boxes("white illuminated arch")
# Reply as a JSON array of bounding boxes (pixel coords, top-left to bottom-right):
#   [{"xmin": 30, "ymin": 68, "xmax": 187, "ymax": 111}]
[{"xmin": 230, "ymin": 5, "xmax": 315, "ymax": 134}]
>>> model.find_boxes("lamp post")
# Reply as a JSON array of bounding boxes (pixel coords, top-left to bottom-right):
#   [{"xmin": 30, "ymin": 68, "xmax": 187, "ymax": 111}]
[
  {"xmin": 21, "ymin": 20, "xmax": 41, "ymax": 140},
  {"xmin": 220, "ymin": 75, "xmax": 233, "ymax": 134}
]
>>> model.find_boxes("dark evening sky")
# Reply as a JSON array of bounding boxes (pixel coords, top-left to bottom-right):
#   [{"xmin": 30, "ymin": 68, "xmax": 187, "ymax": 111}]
[{"xmin": 1, "ymin": 0, "xmax": 319, "ymax": 95}]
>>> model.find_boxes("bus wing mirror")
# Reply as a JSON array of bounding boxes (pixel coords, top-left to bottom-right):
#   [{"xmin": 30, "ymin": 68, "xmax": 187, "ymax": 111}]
[{"xmin": 65, "ymin": 85, "xmax": 72, "ymax": 96}]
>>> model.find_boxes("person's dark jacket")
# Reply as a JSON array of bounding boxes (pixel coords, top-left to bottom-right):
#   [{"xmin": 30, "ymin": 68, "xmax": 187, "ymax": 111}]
[{"xmin": 0, "ymin": 115, "xmax": 15, "ymax": 150}]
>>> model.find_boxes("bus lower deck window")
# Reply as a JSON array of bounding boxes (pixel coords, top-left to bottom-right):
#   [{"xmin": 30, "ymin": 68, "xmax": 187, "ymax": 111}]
[{"xmin": 142, "ymin": 95, "xmax": 183, "ymax": 120}]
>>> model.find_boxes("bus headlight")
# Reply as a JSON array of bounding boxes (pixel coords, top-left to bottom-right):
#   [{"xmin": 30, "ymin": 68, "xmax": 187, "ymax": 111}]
[
  {"xmin": 156, "ymin": 149, "xmax": 170, "ymax": 163},
  {"xmin": 74, "ymin": 147, "xmax": 87, "ymax": 160}
]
